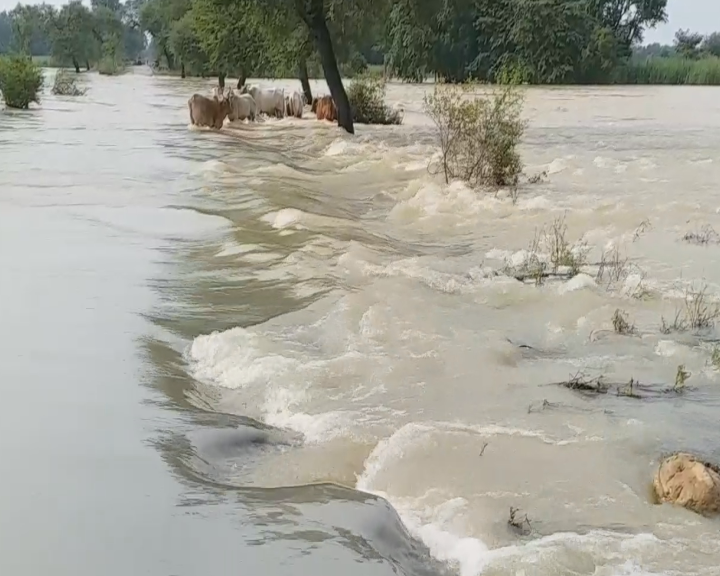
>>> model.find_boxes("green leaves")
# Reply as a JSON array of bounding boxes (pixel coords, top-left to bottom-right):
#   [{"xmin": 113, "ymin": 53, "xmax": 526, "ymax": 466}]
[
  {"xmin": 382, "ymin": 0, "xmax": 668, "ymax": 84},
  {"xmin": 168, "ymin": 12, "xmax": 208, "ymax": 74},
  {"xmin": 48, "ymin": 1, "xmax": 98, "ymax": 65},
  {"xmin": 189, "ymin": 0, "xmax": 268, "ymax": 74},
  {"xmin": 0, "ymin": 54, "xmax": 43, "ymax": 108}
]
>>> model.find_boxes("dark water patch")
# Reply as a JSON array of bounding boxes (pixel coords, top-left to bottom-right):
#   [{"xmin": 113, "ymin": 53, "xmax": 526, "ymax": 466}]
[
  {"xmin": 184, "ymin": 425, "xmax": 302, "ymax": 487},
  {"xmin": 238, "ymin": 484, "xmax": 452, "ymax": 576}
]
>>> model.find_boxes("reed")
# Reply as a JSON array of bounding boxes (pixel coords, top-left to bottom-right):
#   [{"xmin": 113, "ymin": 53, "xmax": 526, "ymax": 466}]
[{"xmin": 620, "ymin": 56, "xmax": 720, "ymax": 85}]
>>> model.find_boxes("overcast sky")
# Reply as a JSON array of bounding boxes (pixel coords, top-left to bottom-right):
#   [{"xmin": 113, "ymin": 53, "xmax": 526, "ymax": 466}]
[{"xmin": 0, "ymin": 0, "xmax": 717, "ymax": 45}]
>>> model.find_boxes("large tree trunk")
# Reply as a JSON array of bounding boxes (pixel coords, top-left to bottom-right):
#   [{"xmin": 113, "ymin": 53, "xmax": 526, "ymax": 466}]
[
  {"xmin": 236, "ymin": 68, "xmax": 246, "ymax": 89},
  {"xmin": 302, "ymin": 5, "xmax": 353, "ymax": 134},
  {"xmin": 180, "ymin": 62, "xmax": 186, "ymax": 79},
  {"xmin": 218, "ymin": 73, "xmax": 226, "ymax": 89},
  {"xmin": 298, "ymin": 58, "xmax": 312, "ymax": 103},
  {"xmin": 72, "ymin": 57, "xmax": 80, "ymax": 74}
]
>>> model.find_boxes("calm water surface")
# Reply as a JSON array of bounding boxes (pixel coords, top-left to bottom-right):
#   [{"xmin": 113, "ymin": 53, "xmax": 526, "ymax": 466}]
[{"xmin": 1, "ymin": 68, "xmax": 720, "ymax": 576}]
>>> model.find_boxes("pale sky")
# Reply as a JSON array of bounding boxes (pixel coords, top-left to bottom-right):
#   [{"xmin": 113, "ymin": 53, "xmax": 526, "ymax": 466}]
[{"xmin": 0, "ymin": 0, "xmax": 717, "ymax": 46}]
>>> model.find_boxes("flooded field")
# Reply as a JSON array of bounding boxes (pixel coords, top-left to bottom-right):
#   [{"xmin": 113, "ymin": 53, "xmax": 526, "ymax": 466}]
[{"xmin": 1, "ymin": 68, "xmax": 720, "ymax": 576}]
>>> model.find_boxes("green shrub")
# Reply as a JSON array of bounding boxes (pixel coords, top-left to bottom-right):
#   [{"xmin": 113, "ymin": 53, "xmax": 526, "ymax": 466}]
[
  {"xmin": 346, "ymin": 75, "xmax": 402, "ymax": 125},
  {"xmin": 52, "ymin": 68, "xmax": 87, "ymax": 96},
  {"xmin": 97, "ymin": 55, "xmax": 125, "ymax": 76},
  {"xmin": 423, "ymin": 83, "xmax": 527, "ymax": 188},
  {"xmin": 0, "ymin": 56, "xmax": 44, "ymax": 109},
  {"xmin": 98, "ymin": 36, "xmax": 126, "ymax": 76}
]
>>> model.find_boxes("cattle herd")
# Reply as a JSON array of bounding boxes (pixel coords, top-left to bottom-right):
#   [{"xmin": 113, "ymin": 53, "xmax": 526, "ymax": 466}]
[{"xmin": 187, "ymin": 83, "xmax": 339, "ymax": 130}]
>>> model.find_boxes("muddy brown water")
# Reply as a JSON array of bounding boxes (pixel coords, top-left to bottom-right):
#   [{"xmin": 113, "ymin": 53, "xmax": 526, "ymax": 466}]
[{"xmin": 1, "ymin": 68, "xmax": 720, "ymax": 576}]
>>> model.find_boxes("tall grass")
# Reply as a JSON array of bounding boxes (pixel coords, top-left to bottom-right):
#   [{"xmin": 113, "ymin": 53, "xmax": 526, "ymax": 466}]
[{"xmin": 620, "ymin": 56, "xmax": 720, "ymax": 85}]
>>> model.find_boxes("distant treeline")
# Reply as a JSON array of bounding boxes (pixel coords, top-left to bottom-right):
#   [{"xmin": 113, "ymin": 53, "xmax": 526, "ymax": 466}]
[
  {"xmin": 0, "ymin": 1, "xmax": 146, "ymax": 72},
  {"xmin": 2, "ymin": 0, "xmax": 720, "ymax": 86}
]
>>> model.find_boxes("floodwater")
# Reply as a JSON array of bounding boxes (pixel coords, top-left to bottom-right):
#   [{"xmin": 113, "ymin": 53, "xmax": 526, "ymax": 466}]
[{"xmin": 1, "ymin": 67, "xmax": 720, "ymax": 576}]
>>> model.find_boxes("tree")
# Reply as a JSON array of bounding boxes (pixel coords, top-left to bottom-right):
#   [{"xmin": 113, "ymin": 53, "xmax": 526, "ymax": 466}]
[
  {"xmin": 167, "ymin": 12, "xmax": 208, "ymax": 77},
  {"xmin": 292, "ymin": 0, "xmax": 374, "ymax": 133},
  {"xmin": 9, "ymin": 4, "xmax": 39, "ymax": 54},
  {"xmin": 48, "ymin": 1, "xmax": 97, "ymax": 72},
  {"xmin": 383, "ymin": 0, "xmax": 433, "ymax": 82},
  {"xmin": 674, "ymin": 29, "xmax": 704, "ymax": 59},
  {"xmin": 702, "ymin": 32, "xmax": 720, "ymax": 58},
  {"xmin": 0, "ymin": 12, "xmax": 13, "ymax": 54},
  {"xmin": 140, "ymin": 0, "xmax": 191, "ymax": 69},
  {"xmin": 190, "ymin": 0, "xmax": 269, "ymax": 86},
  {"xmin": 587, "ymin": 0, "xmax": 667, "ymax": 58}
]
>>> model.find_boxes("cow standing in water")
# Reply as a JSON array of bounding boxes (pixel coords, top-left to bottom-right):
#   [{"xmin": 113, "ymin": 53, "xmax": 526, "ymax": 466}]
[
  {"xmin": 227, "ymin": 90, "xmax": 257, "ymax": 122},
  {"xmin": 188, "ymin": 93, "xmax": 231, "ymax": 129},
  {"xmin": 314, "ymin": 95, "xmax": 337, "ymax": 122},
  {"xmin": 285, "ymin": 90, "xmax": 304, "ymax": 119},
  {"xmin": 240, "ymin": 84, "xmax": 285, "ymax": 118}
]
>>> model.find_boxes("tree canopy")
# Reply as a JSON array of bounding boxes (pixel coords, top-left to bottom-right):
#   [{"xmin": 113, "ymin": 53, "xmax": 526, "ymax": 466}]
[
  {"xmin": 0, "ymin": 0, "xmax": 146, "ymax": 72},
  {"xmin": 9, "ymin": 0, "xmax": 720, "ymax": 130}
]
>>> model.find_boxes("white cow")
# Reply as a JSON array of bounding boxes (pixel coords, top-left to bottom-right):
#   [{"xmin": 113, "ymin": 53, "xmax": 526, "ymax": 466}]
[
  {"xmin": 227, "ymin": 90, "xmax": 257, "ymax": 122},
  {"xmin": 285, "ymin": 90, "xmax": 304, "ymax": 119},
  {"xmin": 241, "ymin": 84, "xmax": 285, "ymax": 118}
]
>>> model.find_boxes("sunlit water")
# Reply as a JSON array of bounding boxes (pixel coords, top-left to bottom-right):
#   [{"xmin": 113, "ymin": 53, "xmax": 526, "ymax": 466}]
[{"xmin": 2, "ymin": 67, "xmax": 720, "ymax": 576}]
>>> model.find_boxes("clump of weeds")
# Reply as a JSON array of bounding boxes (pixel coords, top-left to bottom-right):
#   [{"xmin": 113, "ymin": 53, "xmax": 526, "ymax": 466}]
[
  {"xmin": 508, "ymin": 507, "xmax": 532, "ymax": 535},
  {"xmin": 682, "ymin": 224, "xmax": 720, "ymax": 246},
  {"xmin": 612, "ymin": 309, "xmax": 636, "ymax": 335},
  {"xmin": 660, "ymin": 283, "xmax": 720, "ymax": 334}
]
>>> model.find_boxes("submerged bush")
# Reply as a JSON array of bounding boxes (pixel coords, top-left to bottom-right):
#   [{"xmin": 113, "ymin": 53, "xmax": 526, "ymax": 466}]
[
  {"xmin": 98, "ymin": 37, "xmax": 126, "ymax": 76},
  {"xmin": 347, "ymin": 75, "xmax": 403, "ymax": 125},
  {"xmin": 52, "ymin": 68, "xmax": 87, "ymax": 96},
  {"xmin": 424, "ymin": 83, "xmax": 527, "ymax": 188},
  {"xmin": 0, "ymin": 56, "xmax": 44, "ymax": 109},
  {"xmin": 97, "ymin": 55, "xmax": 125, "ymax": 76}
]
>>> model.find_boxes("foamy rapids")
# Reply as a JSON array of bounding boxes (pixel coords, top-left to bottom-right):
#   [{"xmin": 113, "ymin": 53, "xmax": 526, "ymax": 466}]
[{"xmin": 182, "ymin": 84, "xmax": 720, "ymax": 576}]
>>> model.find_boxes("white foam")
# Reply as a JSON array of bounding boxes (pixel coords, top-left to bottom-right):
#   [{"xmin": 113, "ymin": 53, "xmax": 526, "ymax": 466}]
[
  {"xmin": 558, "ymin": 273, "xmax": 597, "ymax": 294},
  {"xmin": 357, "ymin": 422, "xmax": 660, "ymax": 576},
  {"xmin": 261, "ymin": 208, "xmax": 305, "ymax": 229},
  {"xmin": 188, "ymin": 327, "xmax": 300, "ymax": 389},
  {"xmin": 547, "ymin": 157, "xmax": 569, "ymax": 174},
  {"xmin": 388, "ymin": 179, "xmax": 507, "ymax": 225},
  {"xmin": 262, "ymin": 385, "xmax": 351, "ymax": 443}
]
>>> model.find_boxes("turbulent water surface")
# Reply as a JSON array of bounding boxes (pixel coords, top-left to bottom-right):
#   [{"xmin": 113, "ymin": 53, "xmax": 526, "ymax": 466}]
[{"xmin": 2, "ymin": 68, "xmax": 720, "ymax": 576}]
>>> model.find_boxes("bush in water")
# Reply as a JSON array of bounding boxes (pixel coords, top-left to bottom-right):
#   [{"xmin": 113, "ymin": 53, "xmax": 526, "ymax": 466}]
[
  {"xmin": 423, "ymin": 83, "xmax": 526, "ymax": 189},
  {"xmin": 0, "ymin": 56, "xmax": 44, "ymax": 110},
  {"xmin": 97, "ymin": 55, "xmax": 125, "ymax": 76},
  {"xmin": 52, "ymin": 69, "xmax": 87, "ymax": 96},
  {"xmin": 98, "ymin": 36, "xmax": 126, "ymax": 76},
  {"xmin": 347, "ymin": 74, "xmax": 402, "ymax": 125}
]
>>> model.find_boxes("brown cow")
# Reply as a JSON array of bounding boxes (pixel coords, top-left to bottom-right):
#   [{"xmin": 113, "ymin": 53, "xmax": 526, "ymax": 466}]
[
  {"xmin": 314, "ymin": 95, "xmax": 337, "ymax": 122},
  {"xmin": 188, "ymin": 93, "xmax": 231, "ymax": 129},
  {"xmin": 311, "ymin": 96, "xmax": 319, "ymax": 113}
]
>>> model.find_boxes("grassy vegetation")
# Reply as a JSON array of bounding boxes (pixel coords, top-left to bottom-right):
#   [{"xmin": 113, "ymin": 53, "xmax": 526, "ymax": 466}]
[{"xmin": 619, "ymin": 56, "xmax": 720, "ymax": 85}]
